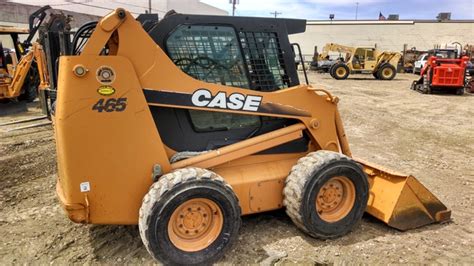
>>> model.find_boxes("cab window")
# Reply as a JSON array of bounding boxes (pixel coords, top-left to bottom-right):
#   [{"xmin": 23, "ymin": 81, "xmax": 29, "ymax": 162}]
[
  {"xmin": 366, "ymin": 49, "xmax": 375, "ymax": 61},
  {"xmin": 166, "ymin": 25, "xmax": 260, "ymax": 132}
]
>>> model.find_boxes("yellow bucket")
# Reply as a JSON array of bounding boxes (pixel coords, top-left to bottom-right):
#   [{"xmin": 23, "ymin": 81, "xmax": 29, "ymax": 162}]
[{"xmin": 357, "ymin": 158, "xmax": 451, "ymax": 231}]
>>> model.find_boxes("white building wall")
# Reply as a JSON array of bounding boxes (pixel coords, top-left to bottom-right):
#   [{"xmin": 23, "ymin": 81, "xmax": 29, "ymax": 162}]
[
  {"xmin": 0, "ymin": 1, "xmax": 227, "ymax": 49},
  {"xmin": 7, "ymin": 0, "xmax": 228, "ymax": 17},
  {"xmin": 166, "ymin": 0, "xmax": 227, "ymax": 16},
  {"xmin": 289, "ymin": 20, "xmax": 474, "ymax": 58}
]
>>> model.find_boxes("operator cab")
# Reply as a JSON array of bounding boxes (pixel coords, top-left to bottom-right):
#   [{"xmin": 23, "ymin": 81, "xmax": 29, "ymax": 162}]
[
  {"xmin": 352, "ymin": 47, "xmax": 376, "ymax": 70},
  {"xmin": 144, "ymin": 12, "xmax": 309, "ymax": 153},
  {"xmin": 429, "ymin": 48, "xmax": 458, "ymax": 59},
  {"xmin": 0, "ymin": 27, "xmax": 28, "ymax": 71}
]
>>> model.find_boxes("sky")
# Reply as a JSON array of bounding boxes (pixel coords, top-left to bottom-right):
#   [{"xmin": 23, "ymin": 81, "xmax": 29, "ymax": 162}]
[{"xmin": 201, "ymin": 0, "xmax": 474, "ymax": 20}]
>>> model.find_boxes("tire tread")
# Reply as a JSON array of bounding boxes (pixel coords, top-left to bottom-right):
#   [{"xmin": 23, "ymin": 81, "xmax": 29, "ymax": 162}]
[
  {"xmin": 283, "ymin": 151, "xmax": 361, "ymax": 238},
  {"xmin": 139, "ymin": 167, "xmax": 240, "ymax": 263}
]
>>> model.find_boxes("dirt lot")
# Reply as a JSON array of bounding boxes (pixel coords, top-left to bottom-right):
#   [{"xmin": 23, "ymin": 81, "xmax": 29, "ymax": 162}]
[{"xmin": 1, "ymin": 73, "xmax": 473, "ymax": 264}]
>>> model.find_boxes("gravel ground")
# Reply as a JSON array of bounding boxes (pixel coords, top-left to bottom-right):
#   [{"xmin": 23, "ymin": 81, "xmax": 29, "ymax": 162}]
[{"xmin": 1, "ymin": 72, "xmax": 473, "ymax": 264}]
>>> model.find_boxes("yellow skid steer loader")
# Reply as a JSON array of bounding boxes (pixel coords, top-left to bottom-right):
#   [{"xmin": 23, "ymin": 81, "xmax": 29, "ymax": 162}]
[{"xmin": 53, "ymin": 9, "xmax": 450, "ymax": 265}]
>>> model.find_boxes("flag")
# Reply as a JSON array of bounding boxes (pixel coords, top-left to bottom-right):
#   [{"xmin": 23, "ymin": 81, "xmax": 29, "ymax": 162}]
[{"xmin": 379, "ymin": 12, "xmax": 386, "ymax": 20}]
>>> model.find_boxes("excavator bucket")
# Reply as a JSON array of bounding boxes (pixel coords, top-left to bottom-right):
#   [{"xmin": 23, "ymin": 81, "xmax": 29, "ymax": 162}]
[{"xmin": 357, "ymin": 158, "xmax": 451, "ymax": 231}]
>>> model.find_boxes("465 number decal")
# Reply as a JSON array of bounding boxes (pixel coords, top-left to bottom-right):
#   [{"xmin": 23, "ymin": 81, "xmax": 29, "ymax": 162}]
[{"xmin": 92, "ymin": 98, "xmax": 127, "ymax": 113}]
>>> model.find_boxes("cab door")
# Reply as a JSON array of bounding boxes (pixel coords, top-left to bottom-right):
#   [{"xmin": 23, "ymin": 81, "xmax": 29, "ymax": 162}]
[
  {"xmin": 364, "ymin": 48, "xmax": 377, "ymax": 70},
  {"xmin": 351, "ymin": 48, "xmax": 364, "ymax": 70}
]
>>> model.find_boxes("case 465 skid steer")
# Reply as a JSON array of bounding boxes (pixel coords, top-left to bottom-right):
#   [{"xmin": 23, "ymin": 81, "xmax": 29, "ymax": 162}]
[{"xmin": 54, "ymin": 9, "xmax": 450, "ymax": 265}]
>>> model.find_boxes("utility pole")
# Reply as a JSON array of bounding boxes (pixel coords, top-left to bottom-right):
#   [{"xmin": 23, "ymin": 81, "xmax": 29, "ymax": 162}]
[
  {"xmin": 229, "ymin": 0, "xmax": 239, "ymax": 16},
  {"xmin": 148, "ymin": 0, "xmax": 151, "ymax": 14},
  {"xmin": 355, "ymin": 2, "xmax": 359, "ymax": 20},
  {"xmin": 270, "ymin": 11, "xmax": 282, "ymax": 18}
]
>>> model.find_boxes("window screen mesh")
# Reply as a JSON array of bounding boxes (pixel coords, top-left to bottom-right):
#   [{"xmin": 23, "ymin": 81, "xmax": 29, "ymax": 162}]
[
  {"xmin": 166, "ymin": 25, "xmax": 250, "ymax": 88},
  {"xmin": 239, "ymin": 31, "xmax": 288, "ymax": 91},
  {"xmin": 166, "ymin": 25, "xmax": 288, "ymax": 92}
]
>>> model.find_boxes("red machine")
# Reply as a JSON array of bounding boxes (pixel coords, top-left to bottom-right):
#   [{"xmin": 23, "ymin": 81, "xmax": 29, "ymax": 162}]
[{"xmin": 411, "ymin": 49, "xmax": 468, "ymax": 95}]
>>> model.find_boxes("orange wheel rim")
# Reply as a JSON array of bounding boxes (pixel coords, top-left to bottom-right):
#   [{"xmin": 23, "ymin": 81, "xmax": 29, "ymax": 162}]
[
  {"xmin": 315, "ymin": 176, "xmax": 355, "ymax": 223},
  {"xmin": 168, "ymin": 198, "xmax": 223, "ymax": 252}
]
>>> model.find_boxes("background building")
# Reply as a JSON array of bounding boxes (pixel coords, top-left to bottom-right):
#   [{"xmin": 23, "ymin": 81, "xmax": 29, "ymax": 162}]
[
  {"xmin": 290, "ymin": 19, "xmax": 474, "ymax": 58},
  {"xmin": 5, "ymin": 0, "xmax": 228, "ymax": 19},
  {"xmin": 0, "ymin": 0, "xmax": 227, "ymax": 48},
  {"xmin": 1, "ymin": 1, "xmax": 472, "ymax": 60}
]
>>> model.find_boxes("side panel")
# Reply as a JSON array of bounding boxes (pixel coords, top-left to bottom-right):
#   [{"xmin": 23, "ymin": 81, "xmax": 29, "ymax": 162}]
[
  {"xmin": 431, "ymin": 65, "xmax": 465, "ymax": 87},
  {"xmin": 212, "ymin": 153, "xmax": 303, "ymax": 214},
  {"xmin": 55, "ymin": 56, "xmax": 171, "ymax": 224}
]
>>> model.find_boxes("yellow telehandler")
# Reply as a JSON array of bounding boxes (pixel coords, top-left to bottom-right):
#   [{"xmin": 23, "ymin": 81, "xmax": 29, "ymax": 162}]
[
  {"xmin": 316, "ymin": 43, "xmax": 401, "ymax": 80},
  {"xmin": 53, "ymin": 9, "xmax": 450, "ymax": 265}
]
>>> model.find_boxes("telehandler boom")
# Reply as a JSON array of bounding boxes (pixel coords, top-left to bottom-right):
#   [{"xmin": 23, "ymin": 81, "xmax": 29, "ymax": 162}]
[{"xmin": 54, "ymin": 9, "xmax": 450, "ymax": 265}]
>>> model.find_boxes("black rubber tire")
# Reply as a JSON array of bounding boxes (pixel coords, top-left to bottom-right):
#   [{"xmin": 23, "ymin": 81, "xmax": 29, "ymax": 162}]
[
  {"xmin": 329, "ymin": 64, "xmax": 337, "ymax": 79},
  {"xmin": 330, "ymin": 63, "xmax": 350, "ymax": 80},
  {"xmin": 372, "ymin": 71, "xmax": 380, "ymax": 80},
  {"xmin": 283, "ymin": 150, "xmax": 369, "ymax": 239},
  {"xmin": 139, "ymin": 167, "xmax": 241, "ymax": 265},
  {"xmin": 456, "ymin": 88, "xmax": 464, "ymax": 95},
  {"xmin": 377, "ymin": 64, "xmax": 397, "ymax": 80}
]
